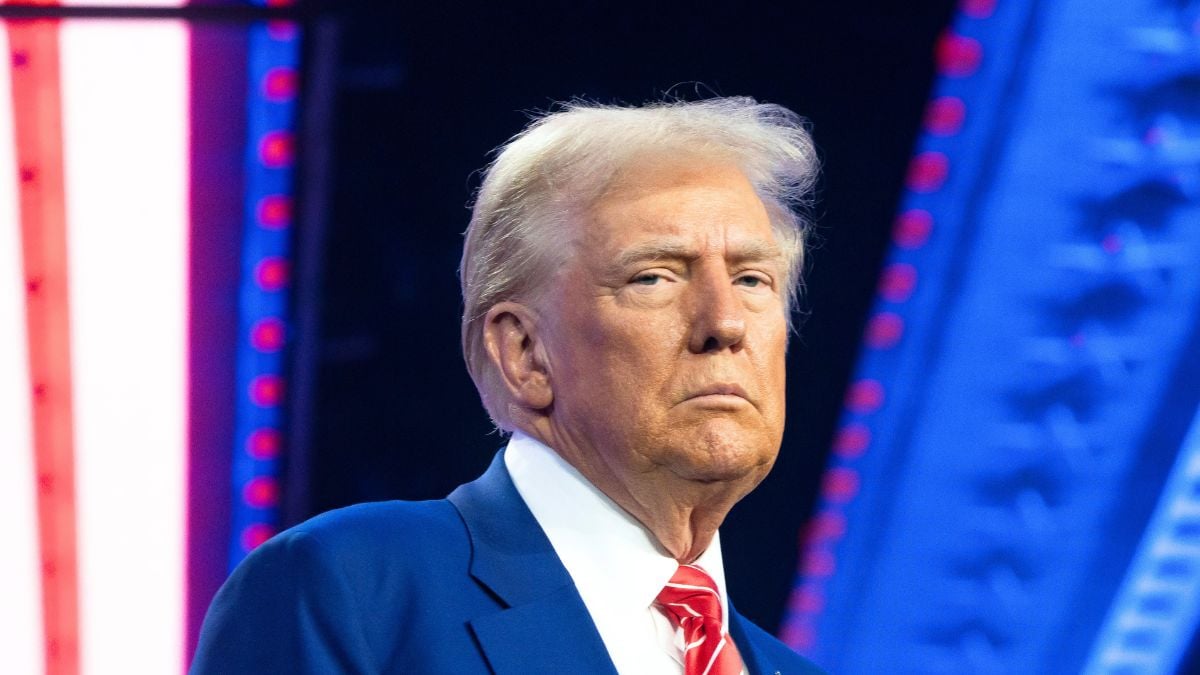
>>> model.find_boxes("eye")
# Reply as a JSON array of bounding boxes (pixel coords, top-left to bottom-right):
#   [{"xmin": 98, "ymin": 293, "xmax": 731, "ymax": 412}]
[
  {"xmin": 735, "ymin": 274, "xmax": 769, "ymax": 288},
  {"xmin": 631, "ymin": 273, "xmax": 664, "ymax": 286}
]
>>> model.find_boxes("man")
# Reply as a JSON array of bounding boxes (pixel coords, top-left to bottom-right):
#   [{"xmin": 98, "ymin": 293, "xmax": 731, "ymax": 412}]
[{"xmin": 193, "ymin": 97, "xmax": 825, "ymax": 674}]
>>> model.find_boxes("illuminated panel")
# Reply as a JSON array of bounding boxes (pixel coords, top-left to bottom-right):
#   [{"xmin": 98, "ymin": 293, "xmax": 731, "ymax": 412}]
[
  {"xmin": 59, "ymin": 18, "xmax": 189, "ymax": 675},
  {"xmin": 0, "ymin": 25, "xmax": 45, "ymax": 675},
  {"xmin": 1083, "ymin": 407, "xmax": 1200, "ymax": 674},
  {"xmin": 227, "ymin": 15, "xmax": 300, "ymax": 571},
  {"xmin": 7, "ymin": 18, "xmax": 80, "ymax": 675}
]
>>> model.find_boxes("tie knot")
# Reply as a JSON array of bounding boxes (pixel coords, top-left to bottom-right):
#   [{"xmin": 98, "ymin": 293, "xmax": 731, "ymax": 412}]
[{"xmin": 656, "ymin": 564, "xmax": 723, "ymax": 627}]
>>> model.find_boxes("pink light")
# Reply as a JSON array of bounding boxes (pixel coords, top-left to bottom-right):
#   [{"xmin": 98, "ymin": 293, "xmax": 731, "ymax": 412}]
[
  {"xmin": 262, "ymin": 67, "xmax": 298, "ymax": 101},
  {"xmin": 822, "ymin": 468, "xmax": 861, "ymax": 503},
  {"xmin": 246, "ymin": 428, "xmax": 282, "ymax": 460},
  {"xmin": 865, "ymin": 312, "xmax": 905, "ymax": 349},
  {"xmin": 255, "ymin": 257, "xmax": 290, "ymax": 291},
  {"xmin": 256, "ymin": 194, "xmax": 291, "ymax": 229},
  {"xmin": 240, "ymin": 523, "xmax": 276, "ymax": 552},
  {"xmin": 259, "ymin": 131, "xmax": 294, "ymax": 168},
  {"xmin": 893, "ymin": 209, "xmax": 933, "ymax": 249},
  {"xmin": 925, "ymin": 96, "xmax": 966, "ymax": 136},
  {"xmin": 59, "ymin": 18, "xmax": 189, "ymax": 675},
  {"xmin": 833, "ymin": 423, "xmax": 871, "ymax": 459},
  {"xmin": 936, "ymin": 31, "xmax": 983, "ymax": 77},
  {"xmin": 906, "ymin": 151, "xmax": 949, "ymax": 193},
  {"xmin": 878, "ymin": 263, "xmax": 918, "ymax": 303},
  {"xmin": 845, "ymin": 379, "xmax": 885, "ymax": 413},
  {"xmin": 250, "ymin": 317, "xmax": 285, "ymax": 352},
  {"xmin": 249, "ymin": 374, "xmax": 285, "ymax": 407}
]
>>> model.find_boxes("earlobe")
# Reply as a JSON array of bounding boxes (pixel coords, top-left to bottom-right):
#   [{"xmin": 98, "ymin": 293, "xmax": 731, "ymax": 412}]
[{"xmin": 482, "ymin": 302, "xmax": 554, "ymax": 411}]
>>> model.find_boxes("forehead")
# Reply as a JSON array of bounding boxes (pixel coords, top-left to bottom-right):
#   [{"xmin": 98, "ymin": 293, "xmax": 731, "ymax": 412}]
[{"xmin": 581, "ymin": 160, "xmax": 776, "ymax": 253}]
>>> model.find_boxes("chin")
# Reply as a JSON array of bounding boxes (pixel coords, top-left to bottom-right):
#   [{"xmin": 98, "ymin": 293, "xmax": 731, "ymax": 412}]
[{"xmin": 673, "ymin": 419, "xmax": 778, "ymax": 484}]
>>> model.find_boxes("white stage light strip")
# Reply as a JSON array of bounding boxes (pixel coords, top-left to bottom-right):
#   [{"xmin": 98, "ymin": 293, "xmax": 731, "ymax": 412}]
[
  {"xmin": 60, "ymin": 19, "xmax": 190, "ymax": 675},
  {"xmin": 1082, "ymin": 404, "xmax": 1200, "ymax": 675},
  {"xmin": 0, "ymin": 26, "xmax": 46, "ymax": 675}
]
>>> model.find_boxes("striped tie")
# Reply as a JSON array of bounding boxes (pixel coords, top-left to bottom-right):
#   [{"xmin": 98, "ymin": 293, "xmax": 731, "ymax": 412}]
[{"xmin": 656, "ymin": 564, "xmax": 743, "ymax": 675}]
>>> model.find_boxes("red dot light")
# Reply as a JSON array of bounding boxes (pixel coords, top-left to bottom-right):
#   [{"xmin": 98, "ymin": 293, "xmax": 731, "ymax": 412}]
[
  {"xmin": 866, "ymin": 312, "xmax": 905, "ymax": 349},
  {"xmin": 805, "ymin": 511, "xmax": 847, "ymax": 543},
  {"xmin": 247, "ymin": 428, "xmax": 282, "ymax": 459},
  {"xmin": 846, "ymin": 379, "xmax": 885, "ymax": 413},
  {"xmin": 257, "ymin": 194, "xmax": 292, "ymax": 229},
  {"xmin": 879, "ymin": 263, "xmax": 917, "ymax": 302},
  {"xmin": 250, "ymin": 374, "xmax": 285, "ymax": 407},
  {"xmin": 893, "ymin": 210, "xmax": 933, "ymax": 249},
  {"xmin": 961, "ymin": 0, "xmax": 996, "ymax": 19},
  {"xmin": 822, "ymin": 468, "xmax": 860, "ymax": 503},
  {"xmin": 251, "ymin": 317, "xmax": 286, "ymax": 352},
  {"xmin": 781, "ymin": 620, "xmax": 816, "ymax": 651},
  {"xmin": 244, "ymin": 476, "xmax": 280, "ymax": 508},
  {"xmin": 259, "ymin": 131, "xmax": 294, "ymax": 168},
  {"xmin": 255, "ymin": 257, "xmax": 290, "ymax": 291},
  {"xmin": 1102, "ymin": 234, "xmax": 1123, "ymax": 254},
  {"xmin": 263, "ymin": 67, "xmax": 298, "ymax": 101},
  {"xmin": 906, "ymin": 151, "xmax": 949, "ymax": 193},
  {"xmin": 833, "ymin": 423, "xmax": 871, "ymax": 458},
  {"xmin": 925, "ymin": 96, "xmax": 966, "ymax": 136},
  {"xmin": 267, "ymin": 20, "xmax": 298, "ymax": 41},
  {"xmin": 936, "ymin": 31, "xmax": 983, "ymax": 77},
  {"xmin": 803, "ymin": 549, "xmax": 837, "ymax": 578},
  {"xmin": 240, "ymin": 523, "xmax": 276, "ymax": 552},
  {"xmin": 794, "ymin": 584, "xmax": 826, "ymax": 614}
]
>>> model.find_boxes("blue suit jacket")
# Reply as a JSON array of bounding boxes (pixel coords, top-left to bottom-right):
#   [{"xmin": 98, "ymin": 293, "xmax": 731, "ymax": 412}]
[{"xmin": 192, "ymin": 452, "xmax": 825, "ymax": 674}]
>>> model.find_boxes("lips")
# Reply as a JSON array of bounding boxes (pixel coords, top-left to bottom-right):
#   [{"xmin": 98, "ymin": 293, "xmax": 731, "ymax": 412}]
[{"xmin": 687, "ymin": 382, "xmax": 751, "ymax": 401}]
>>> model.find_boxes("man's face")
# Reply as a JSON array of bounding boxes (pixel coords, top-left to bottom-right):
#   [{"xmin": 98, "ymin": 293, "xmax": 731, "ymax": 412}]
[{"xmin": 538, "ymin": 160, "xmax": 789, "ymax": 498}]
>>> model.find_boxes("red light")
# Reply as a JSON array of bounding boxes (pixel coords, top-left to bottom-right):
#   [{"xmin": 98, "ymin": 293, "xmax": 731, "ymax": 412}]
[
  {"xmin": 906, "ymin": 151, "xmax": 949, "ymax": 193},
  {"xmin": 936, "ymin": 32, "xmax": 983, "ymax": 77},
  {"xmin": 893, "ymin": 210, "xmax": 933, "ymax": 249},
  {"xmin": 249, "ymin": 374, "xmax": 284, "ymax": 407},
  {"xmin": 795, "ymin": 584, "xmax": 826, "ymax": 614},
  {"xmin": 259, "ymin": 131, "xmax": 294, "ymax": 168},
  {"xmin": 833, "ymin": 423, "xmax": 871, "ymax": 458},
  {"xmin": 1102, "ymin": 234, "xmax": 1123, "ymax": 254},
  {"xmin": 781, "ymin": 620, "xmax": 816, "ymax": 650},
  {"xmin": 267, "ymin": 21, "xmax": 299, "ymax": 41},
  {"xmin": 879, "ymin": 263, "xmax": 917, "ymax": 302},
  {"xmin": 257, "ymin": 194, "xmax": 292, "ymax": 229},
  {"xmin": 866, "ymin": 312, "xmax": 904, "ymax": 349},
  {"xmin": 240, "ymin": 523, "xmax": 276, "ymax": 552},
  {"xmin": 255, "ymin": 257, "xmax": 290, "ymax": 291},
  {"xmin": 243, "ymin": 477, "xmax": 280, "ymax": 508},
  {"xmin": 925, "ymin": 96, "xmax": 965, "ymax": 136},
  {"xmin": 263, "ymin": 67, "xmax": 298, "ymax": 101},
  {"xmin": 803, "ymin": 549, "xmax": 837, "ymax": 578},
  {"xmin": 251, "ymin": 317, "xmax": 286, "ymax": 352},
  {"xmin": 247, "ymin": 428, "xmax": 282, "ymax": 459},
  {"xmin": 805, "ymin": 511, "xmax": 847, "ymax": 542},
  {"xmin": 961, "ymin": 0, "xmax": 996, "ymax": 19},
  {"xmin": 846, "ymin": 379, "xmax": 885, "ymax": 413},
  {"xmin": 822, "ymin": 468, "xmax": 860, "ymax": 503}
]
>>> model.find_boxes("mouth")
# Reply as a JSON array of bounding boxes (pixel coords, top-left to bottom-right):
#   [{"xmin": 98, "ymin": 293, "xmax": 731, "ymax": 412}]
[{"xmin": 685, "ymin": 383, "xmax": 751, "ymax": 403}]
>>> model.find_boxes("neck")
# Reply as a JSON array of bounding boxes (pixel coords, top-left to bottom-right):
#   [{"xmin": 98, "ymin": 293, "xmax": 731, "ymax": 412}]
[{"xmin": 517, "ymin": 421, "xmax": 754, "ymax": 563}]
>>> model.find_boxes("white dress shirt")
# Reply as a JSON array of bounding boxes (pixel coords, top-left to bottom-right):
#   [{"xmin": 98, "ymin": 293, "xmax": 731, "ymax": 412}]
[{"xmin": 505, "ymin": 431, "xmax": 747, "ymax": 675}]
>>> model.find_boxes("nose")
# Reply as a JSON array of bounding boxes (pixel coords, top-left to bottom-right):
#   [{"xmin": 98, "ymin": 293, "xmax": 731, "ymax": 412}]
[{"xmin": 687, "ymin": 266, "xmax": 747, "ymax": 354}]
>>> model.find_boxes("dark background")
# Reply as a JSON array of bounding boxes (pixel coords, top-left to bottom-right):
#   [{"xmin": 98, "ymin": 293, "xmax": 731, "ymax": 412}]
[{"xmin": 300, "ymin": 1, "xmax": 959, "ymax": 633}]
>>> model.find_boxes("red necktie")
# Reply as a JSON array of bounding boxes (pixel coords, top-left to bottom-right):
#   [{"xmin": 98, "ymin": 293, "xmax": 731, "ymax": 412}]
[{"xmin": 656, "ymin": 564, "xmax": 743, "ymax": 675}]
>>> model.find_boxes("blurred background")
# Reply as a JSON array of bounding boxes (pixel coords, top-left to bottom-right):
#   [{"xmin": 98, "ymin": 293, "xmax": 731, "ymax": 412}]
[{"xmin": 2, "ymin": 0, "xmax": 1199, "ymax": 673}]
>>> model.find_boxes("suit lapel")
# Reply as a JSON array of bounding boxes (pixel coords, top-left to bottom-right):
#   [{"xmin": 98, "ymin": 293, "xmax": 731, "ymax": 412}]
[
  {"xmin": 448, "ymin": 451, "xmax": 618, "ymax": 675},
  {"xmin": 729, "ymin": 604, "xmax": 777, "ymax": 675}
]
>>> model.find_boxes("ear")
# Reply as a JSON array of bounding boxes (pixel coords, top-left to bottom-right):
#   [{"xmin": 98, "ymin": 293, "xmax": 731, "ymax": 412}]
[{"xmin": 481, "ymin": 301, "xmax": 554, "ymax": 411}]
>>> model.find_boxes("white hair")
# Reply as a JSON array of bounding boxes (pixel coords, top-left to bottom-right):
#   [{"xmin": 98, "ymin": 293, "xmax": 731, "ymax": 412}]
[{"xmin": 460, "ymin": 96, "xmax": 819, "ymax": 430}]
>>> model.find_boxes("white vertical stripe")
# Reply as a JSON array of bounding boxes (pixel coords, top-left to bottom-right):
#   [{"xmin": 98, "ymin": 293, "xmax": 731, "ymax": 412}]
[
  {"xmin": 60, "ymin": 19, "xmax": 190, "ymax": 675},
  {"xmin": 0, "ymin": 26, "xmax": 47, "ymax": 675}
]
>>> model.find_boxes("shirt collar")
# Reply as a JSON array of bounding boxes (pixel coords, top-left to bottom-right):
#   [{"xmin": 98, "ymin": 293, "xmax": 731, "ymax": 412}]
[{"xmin": 504, "ymin": 431, "xmax": 730, "ymax": 624}]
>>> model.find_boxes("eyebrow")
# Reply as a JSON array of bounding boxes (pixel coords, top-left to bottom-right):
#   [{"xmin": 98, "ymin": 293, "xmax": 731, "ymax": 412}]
[{"xmin": 609, "ymin": 238, "xmax": 784, "ymax": 272}]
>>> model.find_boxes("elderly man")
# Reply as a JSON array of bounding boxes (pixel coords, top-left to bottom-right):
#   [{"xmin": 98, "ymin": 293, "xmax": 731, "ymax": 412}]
[{"xmin": 193, "ymin": 97, "xmax": 825, "ymax": 674}]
